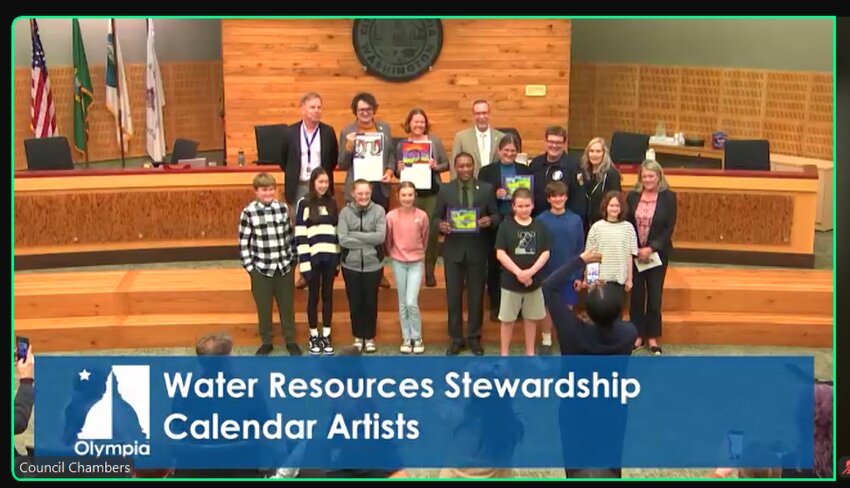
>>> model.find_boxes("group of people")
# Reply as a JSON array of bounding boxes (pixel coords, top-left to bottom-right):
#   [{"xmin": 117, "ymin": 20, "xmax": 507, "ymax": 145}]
[{"xmin": 238, "ymin": 91, "xmax": 679, "ymax": 357}]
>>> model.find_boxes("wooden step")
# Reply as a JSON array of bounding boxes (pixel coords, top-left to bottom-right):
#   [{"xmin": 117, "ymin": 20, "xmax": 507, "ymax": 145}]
[
  {"xmin": 14, "ymin": 266, "xmax": 833, "ymax": 319},
  {"xmin": 15, "ymin": 309, "xmax": 832, "ymax": 352},
  {"xmin": 662, "ymin": 311, "xmax": 833, "ymax": 347},
  {"xmin": 15, "ymin": 312, "xmax": 512, "ymax": 352}
]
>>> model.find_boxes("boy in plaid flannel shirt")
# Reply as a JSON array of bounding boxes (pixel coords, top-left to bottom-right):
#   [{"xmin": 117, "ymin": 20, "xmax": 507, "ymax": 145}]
[{"xmin": 238, "ymin": 173, "xmax": 302, "ymax": 356}]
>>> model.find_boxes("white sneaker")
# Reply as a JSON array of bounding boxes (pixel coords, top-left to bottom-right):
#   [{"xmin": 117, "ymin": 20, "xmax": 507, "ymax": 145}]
[
  {"xmin": 400, "ymin": 341, "xmax": 412, "ymax": 354},
  {"xmin": 412, "ymin": 339, "xmax": 425, "ymax": 354},
  {"xmin": 353, "ymin": 338, "xmax": 364, "ymax": 351},
  {"xmin": 364, "ymin": 339, "xmax": 377, "ymax": 353}
]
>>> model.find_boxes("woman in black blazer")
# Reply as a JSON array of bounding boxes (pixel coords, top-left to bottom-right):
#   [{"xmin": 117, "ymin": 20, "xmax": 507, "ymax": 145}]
[
  {"xmin": 576, "ymin": 137, "xmax": 622, "ymax": 233},
  {"xmin": 626, "ymin": 160, "xmax": 677, "ymax": 355}
]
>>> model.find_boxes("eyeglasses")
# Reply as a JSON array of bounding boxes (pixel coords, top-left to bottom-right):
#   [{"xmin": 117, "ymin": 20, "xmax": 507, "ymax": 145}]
[
  {"xmin": 473, "ymin": 111, "xmax": 489, "ymax": 116},
  {"xmin": 546, "ymin": 140, "xmax": 565, "ymax": 145},
  {"xmin": 357, "ymin": 108, "xmax": 374, "ymax": 114}
]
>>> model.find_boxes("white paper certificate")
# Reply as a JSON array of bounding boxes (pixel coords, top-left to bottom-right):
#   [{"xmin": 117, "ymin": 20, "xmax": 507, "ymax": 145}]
[{"xmin": 353, "ymin": 133, "xmax": 385, "ymax": 182}]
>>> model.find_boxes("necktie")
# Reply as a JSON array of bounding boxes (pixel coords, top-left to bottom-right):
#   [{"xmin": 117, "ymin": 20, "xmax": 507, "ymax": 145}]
[{"xmin": 462, "ymin": 183, "xmax": 470, "ymax": 208}]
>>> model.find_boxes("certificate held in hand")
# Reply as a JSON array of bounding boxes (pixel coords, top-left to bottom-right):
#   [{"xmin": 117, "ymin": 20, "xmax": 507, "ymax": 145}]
[
  {"xmin": 502, "ymin": 175, "xmax": 534, "ymax": 199},
  {"xmin": 353, "ymin": 133, "xmax": 385, "ymax": 182},
  {"xmin": 400, "ymin": 140, "xmax": 432, "ymax": 190},
  {"xmin": 634, "ymin": 251, "xmax": 663, "ymax": 272},
  {"xmin": 448, "ymin": 207, "xmax": 479, "ymax": 233}
]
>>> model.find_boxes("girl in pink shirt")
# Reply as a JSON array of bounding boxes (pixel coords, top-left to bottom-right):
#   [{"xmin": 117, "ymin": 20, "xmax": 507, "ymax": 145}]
[{"xmin": 386, "ymin": 182, "xmax": 430, "ymax": 354}]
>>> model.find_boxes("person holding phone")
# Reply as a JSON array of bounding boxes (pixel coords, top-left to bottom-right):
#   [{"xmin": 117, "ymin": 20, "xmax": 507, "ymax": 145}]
[
  {"xmin": 541, "ymin": 250, "xmax": 637, "ymax": 478},
  {"xmin": 15, "ymin": 341, "xmax": 34, "ymax": 475}
]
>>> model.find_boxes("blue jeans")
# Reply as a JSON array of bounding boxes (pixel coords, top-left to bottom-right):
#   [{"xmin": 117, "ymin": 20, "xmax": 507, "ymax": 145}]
[{"xmin": 391, "ymin": 260, "xmax": 424, "ymax": 341}]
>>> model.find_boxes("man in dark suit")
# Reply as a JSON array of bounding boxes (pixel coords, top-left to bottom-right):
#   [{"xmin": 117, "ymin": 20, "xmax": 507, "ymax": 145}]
[
  {"xmin": 433, "ymin": 152, "xmax": 501, "ymax": 356},
  {"xmin": 282, "ymin": 92, "xmax": 339, "ymax": 288}
]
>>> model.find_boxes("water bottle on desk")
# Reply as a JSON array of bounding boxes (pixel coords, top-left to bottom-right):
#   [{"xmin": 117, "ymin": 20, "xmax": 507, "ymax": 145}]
[{"xmin": 237, "ymin": 149, "xmax": 246, "ymax": 167}]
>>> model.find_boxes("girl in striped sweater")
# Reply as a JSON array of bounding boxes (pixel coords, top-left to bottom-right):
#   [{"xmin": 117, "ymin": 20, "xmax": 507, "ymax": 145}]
[
  {"xmin": 295, "ymin": 168, "xmax": 341, "ymax": 355},
  {"xmin": 585, "ymin": 191, "xmax": 638, "ymax": 292}
]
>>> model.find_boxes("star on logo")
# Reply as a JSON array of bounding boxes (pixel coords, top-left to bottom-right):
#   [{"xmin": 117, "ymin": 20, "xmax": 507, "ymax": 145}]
[{"xmin": 79, "ymin": 369, "xmax": 91, "ymax": 381}]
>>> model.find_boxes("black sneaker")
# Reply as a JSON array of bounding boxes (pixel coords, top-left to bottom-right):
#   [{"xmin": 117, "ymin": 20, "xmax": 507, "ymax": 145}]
[
  {"xmin": 286, "ymin": 343, "xmax": 303, "ymax": 356},
  {"xmin": 322, "ymin": 336, "xmax": 335, "ymax": 355},
  {"xmin": 308, "ymin": 336, "xmax": 322, "ymax": 355},
  {"xmin": 255, "ymin": 344, "xmax": 273, "ymax": 356},
  {"xmin": 446, "ymin": 342, "xmax": 464, "ymax": 356}
]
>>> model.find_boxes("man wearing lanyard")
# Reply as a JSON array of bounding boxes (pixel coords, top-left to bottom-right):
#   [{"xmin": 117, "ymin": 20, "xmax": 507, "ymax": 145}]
[{"xmin": 283, "ymin": 92, "xmax": 339, "ymax": 289}]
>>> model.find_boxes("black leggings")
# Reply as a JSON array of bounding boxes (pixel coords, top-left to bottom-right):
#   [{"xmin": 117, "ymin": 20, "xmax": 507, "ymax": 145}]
[{"xmin": 307, "ymin": 259, "xmax": 337, "ymax": 330}]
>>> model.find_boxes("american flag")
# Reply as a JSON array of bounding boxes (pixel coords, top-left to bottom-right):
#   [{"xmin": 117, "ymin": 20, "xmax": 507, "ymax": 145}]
[{"xmin": 30, "ymin": 19, "xmax": 57, "ymax": 138}]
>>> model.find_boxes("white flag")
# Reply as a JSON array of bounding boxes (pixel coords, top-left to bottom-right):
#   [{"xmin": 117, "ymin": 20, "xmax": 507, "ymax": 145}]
[
  {"xmin": 145, "ymin": 19, "xmax": 166, "ymax": 162},
  {"xmin": 106, "ymin": 19, "xmax": 133, "ymax": 152}
]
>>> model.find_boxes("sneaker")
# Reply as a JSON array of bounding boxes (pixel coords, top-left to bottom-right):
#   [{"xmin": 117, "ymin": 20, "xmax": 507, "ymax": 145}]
[
  {"xmin": 446, "ymin": 342, "xmax": 464, "ymax": 356},
  {"xmin": 308, "ymin": 336, "xmax": 322, "ymax": 355},
  {"xmin": 364, "ymin": 339, "xmax": 377, "ymax": 353},
  {"xmin": 412, "ymin": 339, "xmax": 425, "ymax": 354},
  {"xmin": 353, "ymin": 338, "xmax": 364, "ymax": 351},
  {"xmin": 255, "ymin": 344, "xmax": 273, "ymax": 356},
  {"xmin": 285, "ymin": 343, "xmax": 303, "ymax": 356},
  {"xmin": 400, "ymin": 341, "xmax": 412, "ymax": 354},
  {"xmin": 322, "ymin": 336, "xmax": 335, "ymax": 355}
]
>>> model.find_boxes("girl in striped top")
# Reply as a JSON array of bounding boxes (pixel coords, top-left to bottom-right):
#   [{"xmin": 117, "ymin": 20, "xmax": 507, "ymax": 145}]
[
  {"xmin": 295, "ymin": 167, "xmax": 341, "ymax": 355},
  {"xmin": 585, "ymin": 191, "xmax": 637, "ymax": 291}
]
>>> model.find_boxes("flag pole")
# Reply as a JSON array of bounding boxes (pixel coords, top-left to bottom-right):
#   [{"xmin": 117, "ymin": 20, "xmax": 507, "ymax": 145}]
[
  {"xmin": 84, "ymin": 130, "xmax": 90, "ymax": 169},
  {"xmin": 111, "ymin": 18, "xmax": 126, "ymax": 169}
]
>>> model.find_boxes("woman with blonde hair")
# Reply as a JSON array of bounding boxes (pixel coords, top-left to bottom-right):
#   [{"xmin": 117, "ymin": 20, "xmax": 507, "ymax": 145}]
[
  {"xmin": 576, "ymin": 137, "xmax": 622, "ymax": 232},
  {"xmin": 626, "ymin": 160, "xmax": 677, "ymax": 356}
]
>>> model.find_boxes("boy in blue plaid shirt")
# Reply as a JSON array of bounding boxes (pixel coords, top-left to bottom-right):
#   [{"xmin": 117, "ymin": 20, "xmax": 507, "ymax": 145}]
[{"xmin": 238, "ymin": 173, "xmax": 302, "ymax": 356}]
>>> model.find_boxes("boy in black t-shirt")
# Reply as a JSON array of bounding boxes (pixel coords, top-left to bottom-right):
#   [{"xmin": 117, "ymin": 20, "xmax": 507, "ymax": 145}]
[{"xmin": 494, "ymin": 188, "xmax": 551, "ymax": 356}]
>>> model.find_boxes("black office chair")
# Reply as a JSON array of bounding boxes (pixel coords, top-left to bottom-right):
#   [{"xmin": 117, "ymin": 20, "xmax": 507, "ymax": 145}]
[
  {"xmin": 23, "ymin": 136, "xmax": 74, "ymax": 170},
  {"xmin": 496, "ymin": 127, "xmax": 522, "ymax": 152},
  {"xmin": 609, "ymin": 132, "xmax": 649, "ymax": 164},
  {"xmin": 254, "ymin": 124, "xmax": 288, "ymax": 165},
  {"xmin": 724, "ymin": 140, "xmax": 770, "ymax": 171},
  {"xmin": 168, "ymin": 138, "xmax": 199, "ymax": 164}
]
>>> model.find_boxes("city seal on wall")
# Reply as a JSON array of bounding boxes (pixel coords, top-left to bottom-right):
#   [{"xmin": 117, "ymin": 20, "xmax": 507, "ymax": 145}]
[{"xmin": 353, "ymin": 19, "xmax": 443, "ymax": 82}]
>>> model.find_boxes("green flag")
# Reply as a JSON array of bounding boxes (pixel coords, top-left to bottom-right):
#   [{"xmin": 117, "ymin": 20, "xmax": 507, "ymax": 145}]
[{"xmin": 72, "ymin": 19, "xmax": 93, "ymax": 156}]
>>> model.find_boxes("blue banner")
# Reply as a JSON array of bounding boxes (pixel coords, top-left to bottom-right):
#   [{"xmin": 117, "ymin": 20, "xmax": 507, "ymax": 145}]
[{"xmin": 34, "ymin": 356, "xmax": 814, "ymax": 470}]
